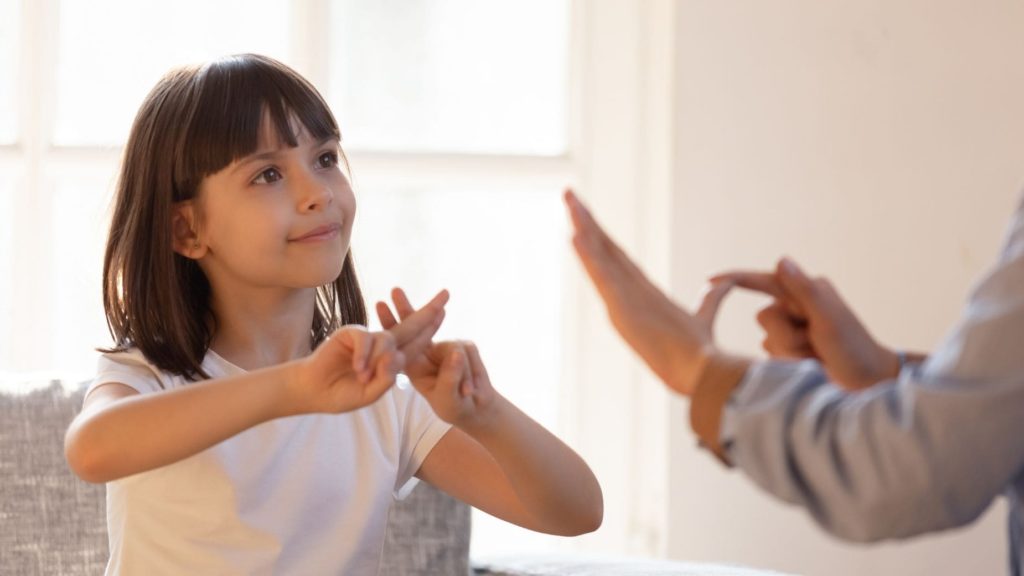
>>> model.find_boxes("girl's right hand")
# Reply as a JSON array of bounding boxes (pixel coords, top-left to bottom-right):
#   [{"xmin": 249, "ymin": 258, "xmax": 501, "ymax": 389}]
[{"xmin": 287, "ymin": 290, "xmax": 449, "ymax": 414}]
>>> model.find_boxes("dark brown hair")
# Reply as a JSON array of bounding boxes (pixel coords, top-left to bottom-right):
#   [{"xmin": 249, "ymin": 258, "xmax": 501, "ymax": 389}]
[{"xmin": 102, "ymin": 54, "xmax": 366, "ymax": 380}]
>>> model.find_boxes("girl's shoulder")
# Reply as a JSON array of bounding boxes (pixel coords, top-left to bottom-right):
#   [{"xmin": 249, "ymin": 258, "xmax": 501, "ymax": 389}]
[{"xmin": 93, "ymin": 347, "xmax": 180, "ymax": 395}]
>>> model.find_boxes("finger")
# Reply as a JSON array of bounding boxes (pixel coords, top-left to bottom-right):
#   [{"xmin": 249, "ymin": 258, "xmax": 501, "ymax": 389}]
[
  {"xmin": 710, "ymin": 271, "xmax": 786, "ymax": 300},
  {"xmin": 463, "ymin": 342, "xmax": 488, "ymax": 398},
  {"xmin": 358, "ymin": 331, "xmax": 380, "ymax": 383},
  {"xmin": 571, "ymin": 232, "xmax": 649, "ymax": 307},
  {"xmin": 437, "ymin": 346, "xmax": 467, "ymax": 394},
  {"xmin": 564, "ymin": 188, "xmax": 594, "ymax": 238},
  {"xmin": 364, "ymin": 350, "xmax": 402, "ymax": 400},
  {"xmin": 391, "ymin": 287, "xmax": 416, "ymax": 321},
  {"xmin": 387, "ymin": 291, "xmax": 449, "ymax": 348},
  {"xmin": 338, "ymin": 325, "xmax": 371, "ymax": 375},
  {"xmin": 763, "ymin": 337, "xmax": 816, "ymax": 360},
  {"xmin": 570, "ymin": 233, "xmax": 618, "ymax": 296},
  {"xmin": 711, "ymin": 271, "xmax": 806, "ymax": 320},
  {"xmin": 567, "ymin": 196, "xmax": 664, "ymax": 311},
  {"xmin": 775, "ymin": 258, "xmax": 818, "ymax": 318},
  {"xmin": 757, "ymin": 304, "xmax": 813, "ymax": 357},
  {"xmin": 455, "ymin": 341, "xmax": 475, "ymax": 394},
  {"xmin": 568, "ymin": 193, "xmax": 649, "ymax": 288},
  {"xmin": 363, "ymin": 331, "xmax": 396, "ymax": 383},
  {"xmin": 376, "ymin": 301, "xmax": 398, "ymax": 330},
  {"xmin": 565, "ymin": 191, "xmax": 622, "ymax": 282},
  {"xmin": 694, "ymin": 280, "xmax": 736, "ymax": 333},
  {"xmin": 419, "ymin": 288, "xmax": 451, "ymax": 312},
  {"xmin": 400, "ymin": 308, "xmax": 446, "ymax": 357}
]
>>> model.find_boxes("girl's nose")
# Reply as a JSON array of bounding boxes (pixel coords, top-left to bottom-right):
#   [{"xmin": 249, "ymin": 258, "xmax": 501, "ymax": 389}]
[{"xmin": 297, "ymin": 172, "xmax": 333, "ymax": 212}]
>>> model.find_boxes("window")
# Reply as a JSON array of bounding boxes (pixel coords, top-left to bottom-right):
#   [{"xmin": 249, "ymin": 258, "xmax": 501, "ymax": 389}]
[
  {"xmin": 0, "ymin": 177, "xmax": 13, "ymax": 368},
  {"xmin": 55, "ymin": 0, "xmax": 291, "ymax": 146},
  {"xmin": 328, "ymin": 0, "xmax": 569, "ymax": 155},
  {"xmin": 6, "ymin": 0, "xmax": 577, "ymax": 558},
  {"xmin": 329, "ymin": 0, "xmax": 572, "ymax": 555},
  {"xmin": 0, "ymin": 0, "xmax": 18, "ymax": 144}
]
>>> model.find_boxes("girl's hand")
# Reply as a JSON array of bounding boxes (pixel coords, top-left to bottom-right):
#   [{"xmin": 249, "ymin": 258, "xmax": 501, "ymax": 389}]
[
  {"xmin": 420, "ymin": 341, "xmax": 501, "ymax": 429},
  {"xmin": 289, "ymin": 289, "xmax": 449, "ymax": 414},
  {"xmin": 712, "ymin": 258, "xmax": 902, "ymax": 391},
  {"xmin": 290, "ymin": 326, "xmax": 403, "ymax": 414},
  {"xmin": 376, "ymin": 289, "xmax": 499, "ymax": 429}
]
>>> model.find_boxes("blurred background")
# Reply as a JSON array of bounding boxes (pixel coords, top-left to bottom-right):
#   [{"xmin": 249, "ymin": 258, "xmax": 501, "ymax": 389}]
[{"xmin": 1, "ymin": 0, "xmax": 1023, "ymax": 573}]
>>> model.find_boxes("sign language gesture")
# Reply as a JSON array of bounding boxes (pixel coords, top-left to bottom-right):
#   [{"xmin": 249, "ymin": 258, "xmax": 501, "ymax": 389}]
[
  {"xmin": 564, "ymin": 189, "xmax": 733, "ymax": 396},
  {"xmin": 290, "ymin": 289, "xmax": 449, "ymax": 415},
  {"xmin": 376, "ymin": 288, "xmax": 499, "ymax": 429},
  {"xmin": 712, "ymin": 259, "xmax": 911, "ymax": 391}
]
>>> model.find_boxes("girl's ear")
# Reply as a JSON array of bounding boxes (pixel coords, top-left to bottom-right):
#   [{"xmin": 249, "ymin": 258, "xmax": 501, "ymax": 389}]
[{"xmin": 171, "ymin": 202, "xmax": 206, "ymax": 259}]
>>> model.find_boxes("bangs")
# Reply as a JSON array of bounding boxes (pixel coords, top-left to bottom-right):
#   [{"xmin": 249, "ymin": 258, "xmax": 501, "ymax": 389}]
[{"xmin": 173, "ymin": 54, "xmax": 340, "ymax": 200}]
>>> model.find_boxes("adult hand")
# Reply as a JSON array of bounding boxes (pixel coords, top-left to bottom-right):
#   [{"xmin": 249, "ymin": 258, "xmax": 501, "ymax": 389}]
[
  {"xmin": 564, "ymin": 189, "xmax": 731, "ymax": 396},
  {"xmin": 713, "ymin": 258, "xmax": 904, "ymax": 391}
]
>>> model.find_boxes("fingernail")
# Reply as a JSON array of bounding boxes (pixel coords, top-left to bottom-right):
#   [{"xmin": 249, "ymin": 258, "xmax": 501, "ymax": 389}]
[{"xmin": 780, "ymin": 258, "xmax": 798, "ymax": 276}]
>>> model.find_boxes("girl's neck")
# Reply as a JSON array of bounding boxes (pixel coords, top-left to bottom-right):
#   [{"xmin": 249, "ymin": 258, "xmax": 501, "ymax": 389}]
[{"xmin": 207, "ymin": 286, "xmax": 318, "ymax": 371}]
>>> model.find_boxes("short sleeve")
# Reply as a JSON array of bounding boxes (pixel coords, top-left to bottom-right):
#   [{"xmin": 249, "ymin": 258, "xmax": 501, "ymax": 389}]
[
  {"xmin": 391, "ymin": 381, "xmax": 452, "ymax": 500},
  {"xmin": 87, "ymin": 349, "xmax": 167, "ymax": 399}
]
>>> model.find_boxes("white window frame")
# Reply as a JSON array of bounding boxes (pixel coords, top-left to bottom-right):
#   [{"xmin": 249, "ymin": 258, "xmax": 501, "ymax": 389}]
[{"xmin": 562, "ymin": 0, "xmax": 677, "ymax": 558}]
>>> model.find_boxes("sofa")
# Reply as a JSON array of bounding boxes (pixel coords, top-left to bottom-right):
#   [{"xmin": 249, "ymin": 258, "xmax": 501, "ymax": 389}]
[{"xmin": 0, "ymin": 380, "xmax": 785, "ymax": 575}]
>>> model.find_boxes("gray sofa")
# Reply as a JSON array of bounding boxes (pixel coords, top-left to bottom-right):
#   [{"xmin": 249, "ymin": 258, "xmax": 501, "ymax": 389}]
[{"xmin": 0, "ymin": 380, "xmax": 784, "ymax": 575}]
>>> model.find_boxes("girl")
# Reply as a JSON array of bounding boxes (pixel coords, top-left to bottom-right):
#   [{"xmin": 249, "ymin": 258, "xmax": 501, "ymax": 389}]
[{"xmin": 64, "ymin": 54, "xmax": 602, "ymax": 575}]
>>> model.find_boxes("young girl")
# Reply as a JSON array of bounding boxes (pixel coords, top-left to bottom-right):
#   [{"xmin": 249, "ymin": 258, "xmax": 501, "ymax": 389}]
[{"xmin": 64, "ymin": 54, "xmax": 602, "ymax": 575}]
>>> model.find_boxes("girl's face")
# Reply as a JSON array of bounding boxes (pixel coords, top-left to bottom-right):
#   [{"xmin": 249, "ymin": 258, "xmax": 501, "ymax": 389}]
[{"xmin": 182, "ymin": 116, "xmax": 355, "ymax": 293}]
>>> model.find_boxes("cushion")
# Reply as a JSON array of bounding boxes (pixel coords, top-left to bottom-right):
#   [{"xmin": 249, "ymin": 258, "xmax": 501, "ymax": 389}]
[
  {"xmin": 381, "ymin": 480, "xmax": 472, "ymax": 575},
  {"xmin": 0, "ymin": 379, "xmax": 473, "ymax": 575},
  {"xmin": 0, "ymin": 381, "xmax": 108, "ymax": 575}
]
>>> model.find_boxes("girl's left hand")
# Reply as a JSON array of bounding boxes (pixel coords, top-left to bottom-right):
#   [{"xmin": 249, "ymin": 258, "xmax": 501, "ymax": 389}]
[{"xmin": 377, "ymin": 289, "xmax": 499, "ymax": 429}]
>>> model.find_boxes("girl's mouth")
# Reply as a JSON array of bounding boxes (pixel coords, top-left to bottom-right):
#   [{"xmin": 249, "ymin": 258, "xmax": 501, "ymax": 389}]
[{"xmin": 290, "ymin": 223, "xmax": 342, "ymax": 242}]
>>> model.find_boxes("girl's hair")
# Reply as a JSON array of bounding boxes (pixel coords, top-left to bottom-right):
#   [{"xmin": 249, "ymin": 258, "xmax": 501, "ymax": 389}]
[{"xmin": 102, "ymin": 53, "xmax": 366, "ymax": 380}]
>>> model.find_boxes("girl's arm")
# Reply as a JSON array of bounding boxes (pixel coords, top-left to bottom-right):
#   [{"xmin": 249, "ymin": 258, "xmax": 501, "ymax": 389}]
[
  {"xmin": 376, "ymin": 290, "xmax": 602, "ymax": 535},
  {"xmin": 416, "ymin": 390, "xmax": 603, "ymax": 536},
  {"xmin": 411, "ymin": 342, "xmax": 603, "ymax": 536},
  {"xmin": 66, "ymin": 362, "xmax": 303, "ymax": 483},
  {"xmin": 67, "ymin": 294, "xmax": 447, "ymax": 483}
]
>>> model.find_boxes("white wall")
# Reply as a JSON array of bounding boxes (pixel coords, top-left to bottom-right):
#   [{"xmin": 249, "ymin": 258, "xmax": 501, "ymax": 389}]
[{"xmin": 664, "ymin": 1, "xmax": 1024, "ymax": 574}]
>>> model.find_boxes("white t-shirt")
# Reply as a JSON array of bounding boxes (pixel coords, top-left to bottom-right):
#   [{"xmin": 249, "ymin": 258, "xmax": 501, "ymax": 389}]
[{"xmin": 88, "ymin": 348, "xmax": 451, "ymax": 576}]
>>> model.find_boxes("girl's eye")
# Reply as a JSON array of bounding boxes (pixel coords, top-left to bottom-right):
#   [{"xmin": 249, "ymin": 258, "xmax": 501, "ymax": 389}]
[
  {"xmin": 317, "ymin": 151, "xmax": 339, "ymax": 169},
  {"xmin": 252, "ymin": 167, "xmax": 282, "ymax": 185}
]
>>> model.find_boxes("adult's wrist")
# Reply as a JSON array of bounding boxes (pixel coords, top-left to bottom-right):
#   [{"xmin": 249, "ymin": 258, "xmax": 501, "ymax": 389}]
[
  {"xmin": 689, "ymin": 352, "xmax": 751, "ymax": 466},
  {"xmin": 853, "ymin": 346, "xmax": 902, "ymax": 390},
  {"xmin": 668, "ymin": 344, "xmax": 717, "ymax": 397}
]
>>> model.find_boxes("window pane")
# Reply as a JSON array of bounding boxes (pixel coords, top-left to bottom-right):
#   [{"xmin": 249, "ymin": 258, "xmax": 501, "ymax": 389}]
[
  {"xmin": 55, "ymin": 0, "xmax": 291, "ymax": 146},
  {"xmin": 0, "ymin": 177, "xmax": 13, "ymax": 372},
  {"xmin": 351, "ymin": 181, "xmax": 566, "ymax": 556},
  {"xmin": 329, "ymin": 0, "xmax": 569, "ymax": 155},
  {"xmin": 51, "ymin": 166, "xmax": 117, "ymax": 377},
  {"xmin": 0, "ymin": 0, "xmax": 19, "ymax": 144}
]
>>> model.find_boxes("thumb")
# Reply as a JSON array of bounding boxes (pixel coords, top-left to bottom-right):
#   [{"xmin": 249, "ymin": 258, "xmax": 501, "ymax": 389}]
[
  {"xmin": 775, "ymin": 258, "xmax": 817, "ymax": 318},
  {"xmin": 694, "ymin": 279, "xmax": 736, "ymax": 335}
]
